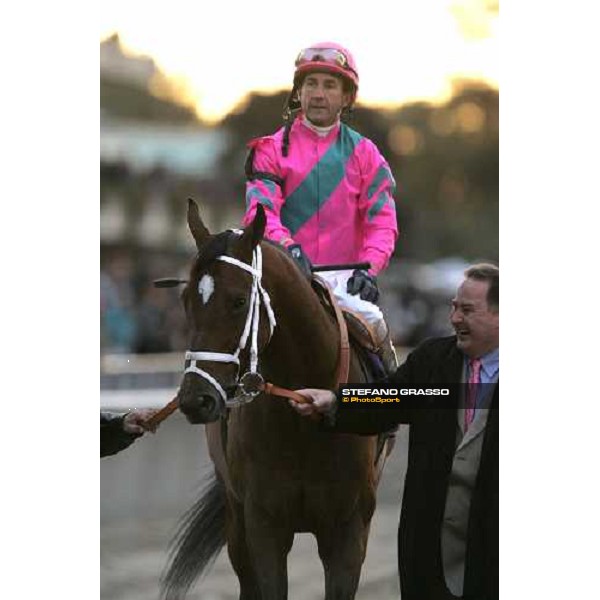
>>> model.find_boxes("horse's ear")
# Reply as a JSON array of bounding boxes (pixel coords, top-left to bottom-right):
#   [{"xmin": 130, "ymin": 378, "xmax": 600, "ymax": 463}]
[
  {"xmin": 251, "ymin": 204, "xmax": 266, "ymax": 247},
  {"xmin": 187, "ymin": 198, "xmax": 210, "ymax": 249},
  {"xmin": 240, "ymin": 204, "xmax": 266, "ymax": 251}
]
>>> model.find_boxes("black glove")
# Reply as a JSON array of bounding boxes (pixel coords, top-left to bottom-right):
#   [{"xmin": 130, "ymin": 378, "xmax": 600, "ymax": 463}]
[
  {"xmin": 346, "ymin": 269, "xmax": 379, "ymax": 303},
  {"xmin": 287, "ymin": 244, "xmax": 313, "ymax": 279}
]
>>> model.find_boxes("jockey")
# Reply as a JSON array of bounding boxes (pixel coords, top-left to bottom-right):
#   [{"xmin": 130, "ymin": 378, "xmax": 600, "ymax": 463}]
[{"xmin": 242, "ymin": 41, "xmax": 399, "ymax": 373}]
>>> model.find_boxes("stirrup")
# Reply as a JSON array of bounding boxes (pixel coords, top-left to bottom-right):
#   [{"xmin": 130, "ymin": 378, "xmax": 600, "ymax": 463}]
[{"xmin": 378, "ymin": 334, "xmax": 398, "ymax": 376}]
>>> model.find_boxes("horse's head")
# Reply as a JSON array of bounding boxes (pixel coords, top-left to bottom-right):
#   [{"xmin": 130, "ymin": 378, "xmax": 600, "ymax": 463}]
[{"xmin": 177, "ymin": 199, "xmax": 275, "ymax": 423}]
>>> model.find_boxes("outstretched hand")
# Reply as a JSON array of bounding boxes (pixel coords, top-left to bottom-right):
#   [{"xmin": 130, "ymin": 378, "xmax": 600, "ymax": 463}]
[
  {"xmin": 288, "ymin": 389, "xmax": 337, "ymax": 417},
  {"xmin": 123, "ymin": 409, "xmax": 160, "ymax": 434}
]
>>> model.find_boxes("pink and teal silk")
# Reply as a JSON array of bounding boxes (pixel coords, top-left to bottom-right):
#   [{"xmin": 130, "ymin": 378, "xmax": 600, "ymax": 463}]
[{"xmin": 243, "ymin": 117, "xmax": 398, "ymax": 275}]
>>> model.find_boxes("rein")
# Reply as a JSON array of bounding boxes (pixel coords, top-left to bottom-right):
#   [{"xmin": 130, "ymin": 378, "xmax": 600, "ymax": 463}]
[{"xmin": 143, "ymin": 246, "xmax": 350, "ymax": 431}]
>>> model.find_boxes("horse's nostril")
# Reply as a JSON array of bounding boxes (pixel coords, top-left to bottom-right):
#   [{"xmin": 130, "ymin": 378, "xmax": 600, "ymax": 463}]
[{"xmin": 201, "ymin": 395, "xmax": 216, "ymax": 414}]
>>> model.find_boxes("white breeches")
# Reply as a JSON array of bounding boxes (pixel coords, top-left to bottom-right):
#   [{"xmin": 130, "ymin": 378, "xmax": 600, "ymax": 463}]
[{"xmin": 317, "ymin": 271, "xmax": 387, "ymax": 341}]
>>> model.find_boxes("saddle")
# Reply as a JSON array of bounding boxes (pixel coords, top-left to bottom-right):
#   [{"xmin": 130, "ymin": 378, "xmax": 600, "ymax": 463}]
[
  {"xmin": 312, "ymin": 276, "xmax": 395, "ymax": 473},
  {"xmin": 311, "ymin": 276, "xmax": 384, "ymax": 380}
]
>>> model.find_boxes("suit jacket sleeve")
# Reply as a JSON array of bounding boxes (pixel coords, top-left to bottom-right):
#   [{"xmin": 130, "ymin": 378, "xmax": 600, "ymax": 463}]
[
  {"xmin": 324, "ymin": 343, "xmax": 424, "ymax": 435},
  {"xmin": 323, "ymin": 337, "xmax": 458, "ymax": 435},
  {"xmin": 100, "ymin": 411, "xmax": 139, "ymax": 457}
]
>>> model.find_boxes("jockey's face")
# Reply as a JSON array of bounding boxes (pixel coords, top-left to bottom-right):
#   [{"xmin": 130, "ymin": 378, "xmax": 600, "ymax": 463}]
[{"xmin": 299, "ymin": 72, "xmax": 350, "ymax": 127}]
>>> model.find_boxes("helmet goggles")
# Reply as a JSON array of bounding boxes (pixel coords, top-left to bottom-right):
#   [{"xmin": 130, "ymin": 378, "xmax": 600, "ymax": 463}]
[{"xmin": 295, "ymin": 47, "xmax": 357, "ymax": 78}]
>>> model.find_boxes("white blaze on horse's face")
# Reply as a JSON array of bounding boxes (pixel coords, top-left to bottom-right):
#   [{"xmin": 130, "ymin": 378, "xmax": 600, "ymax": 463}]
[{"xmin": 198, "ymin": 274, "xmax": 215, "ymax": 305}]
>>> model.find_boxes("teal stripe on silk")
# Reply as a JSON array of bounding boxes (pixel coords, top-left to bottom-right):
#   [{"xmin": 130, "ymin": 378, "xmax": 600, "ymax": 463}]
[
  {"xmin": 246, "ymin": 186, "xmax": 274, "ymax": 211},
  {"xmin": 368, "ymin": 191, "xmax": 396, "ymax": 222},
  {"xmin": 282, "ymin": 125, "xmax": 363, "ymax": 235},
  {"xmin": 259, "ymin": 179, "xmax": 277, "ymax": 195},
  {"xmin": 367, "ymin": 164, "xmax": 397, "ymax": 198}
]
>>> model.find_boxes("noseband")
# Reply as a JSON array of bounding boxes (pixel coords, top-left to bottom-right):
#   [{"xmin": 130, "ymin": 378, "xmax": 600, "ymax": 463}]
[{"xmin": 184, "ymin": 244, "xmax": 277, "ymax": 407}]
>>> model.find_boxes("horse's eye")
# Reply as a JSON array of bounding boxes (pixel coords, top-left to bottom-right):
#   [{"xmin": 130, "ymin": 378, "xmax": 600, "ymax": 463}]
[{"xmin": 234, "ymin": 297, "xmax": 247, "ymax": 309}]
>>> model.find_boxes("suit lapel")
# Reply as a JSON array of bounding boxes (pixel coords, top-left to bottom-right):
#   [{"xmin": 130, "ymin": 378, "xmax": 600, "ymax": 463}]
[
  {"xmin": 457, "ymin": 380, "xmax": 498, "ymax": 450},
  {"xmin": 457, "ymin": 407, "xmax": 489, "ymax": 450},
  {"xmin": 437, "ymin": 339, "xmax": 466, "ymax": 445}
]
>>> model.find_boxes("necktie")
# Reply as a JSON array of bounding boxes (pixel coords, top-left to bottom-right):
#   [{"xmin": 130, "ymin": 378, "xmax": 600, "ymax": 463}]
[{"xmin": 464, "ymin": 358, "xmax": 482, "ymax": 431}]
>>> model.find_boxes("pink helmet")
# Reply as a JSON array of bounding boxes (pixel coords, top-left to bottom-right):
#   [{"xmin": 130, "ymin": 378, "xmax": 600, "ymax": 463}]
[{"xmin": 293, "ymin": 42, "xmax": 359, "ymax": 103}]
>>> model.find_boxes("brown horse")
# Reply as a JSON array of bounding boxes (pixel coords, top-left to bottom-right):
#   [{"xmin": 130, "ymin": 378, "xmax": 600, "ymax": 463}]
[{"xmin": 161, "ymin": 199, "xmax": 388, "ymax": 600}]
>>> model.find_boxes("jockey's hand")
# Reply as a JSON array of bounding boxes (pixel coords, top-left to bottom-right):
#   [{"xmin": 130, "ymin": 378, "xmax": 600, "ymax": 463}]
[
  {"xmin": 287, "ymin": 244, "xmax": 313, "ymax": 279},
  {"xmin": 347, "ymin": 269, "xmax": 379, "ymax": 303},
  {"xmin": 289, "ymin": 389, "xmax": 337, "ymax": 417}
]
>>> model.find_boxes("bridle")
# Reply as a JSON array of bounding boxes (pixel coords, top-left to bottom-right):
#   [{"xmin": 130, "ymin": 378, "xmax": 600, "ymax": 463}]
[
  {"xmin": 144, "ymin": 242, "xmax": 352, "ymax": 431},
  {"xmin": 184, "ymin": 243, "xmax": 277, "ymax": 408}
]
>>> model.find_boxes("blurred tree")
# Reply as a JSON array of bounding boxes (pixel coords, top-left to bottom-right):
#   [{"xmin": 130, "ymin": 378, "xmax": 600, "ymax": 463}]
[
  {"xmin": 386, "ymin": 81, "xmax": 498, "ymax": 261},
  {"xmin": 215, "ymin": 81, "xmax": 498, "ymax": 262},
  {"xmin": 100, "ymin": 34, "xmax": 202, "ymax": 124},
  {"xmin": 101, "ymin": 76, "xmax": 199, "ymax": 123},
  {"xmin": 218, "ymin": 91, "xmax": 289, "ymax": 188}
]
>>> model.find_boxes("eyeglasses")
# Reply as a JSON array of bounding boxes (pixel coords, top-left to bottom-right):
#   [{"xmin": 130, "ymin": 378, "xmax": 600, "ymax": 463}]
[{"xmin": 295, "ymin": 48, "xmax": 352, "ymax": 72}]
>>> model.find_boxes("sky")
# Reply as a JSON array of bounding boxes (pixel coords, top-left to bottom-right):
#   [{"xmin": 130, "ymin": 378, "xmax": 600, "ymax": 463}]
[{"xmin": 100, "ymin": 0, "xmax": 498, "ymax": 122}]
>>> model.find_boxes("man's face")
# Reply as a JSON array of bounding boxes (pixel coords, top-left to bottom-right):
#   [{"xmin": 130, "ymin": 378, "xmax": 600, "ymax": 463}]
[
  {"xmin": 299, "ymin": 72, "xmax": 350, "ymax": 127},
  {"xmin": 450, "ymin": 278, "xmax": 499, "ymax": 358}
]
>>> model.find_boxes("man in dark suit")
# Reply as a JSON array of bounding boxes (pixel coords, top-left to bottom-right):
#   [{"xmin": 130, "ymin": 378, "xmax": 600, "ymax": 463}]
[{"xmin": 291, "ymin": 263, "xmax": 499, "ymax": 600}]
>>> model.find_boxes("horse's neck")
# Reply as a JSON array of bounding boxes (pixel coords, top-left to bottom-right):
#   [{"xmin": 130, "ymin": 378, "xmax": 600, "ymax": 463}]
[{"xmin": 263, "ymin": 259, "xmax": 339, "ymax": 388}]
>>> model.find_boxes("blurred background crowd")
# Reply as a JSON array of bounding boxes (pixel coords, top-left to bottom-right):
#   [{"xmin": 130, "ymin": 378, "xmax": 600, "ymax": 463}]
[{"xmin": 100, "ymin": 32, "xmax": 498, "ymax": 356}]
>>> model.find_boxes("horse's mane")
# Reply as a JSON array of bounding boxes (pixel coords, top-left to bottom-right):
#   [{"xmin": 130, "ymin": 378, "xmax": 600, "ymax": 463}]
[
  {"xmin": 262, "ymin": 238, "xmax": 306, "ymax": 275},
  {"xmin": 191, "ymin": 230, "xmax": 305, "ymax": 281},
  {"xmin": 191, "ymin": 230, "xmax": 240, "ymax": 276}
]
